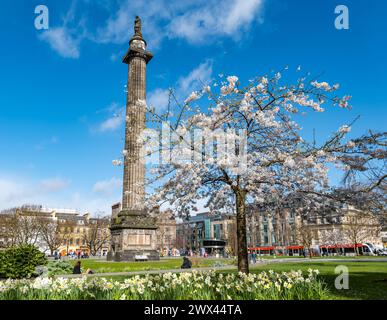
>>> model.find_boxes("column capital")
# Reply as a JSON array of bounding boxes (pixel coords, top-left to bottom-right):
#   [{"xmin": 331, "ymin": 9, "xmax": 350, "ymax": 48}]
[{"xmin": 122, "ymin": 47, "xmax": 153, "ymax": 64}]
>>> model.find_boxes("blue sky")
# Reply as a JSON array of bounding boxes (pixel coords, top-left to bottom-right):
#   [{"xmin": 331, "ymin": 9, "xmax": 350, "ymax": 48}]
[{"xmin": 0, "ymin": 0, "xmax": 386, "ymax": 215}]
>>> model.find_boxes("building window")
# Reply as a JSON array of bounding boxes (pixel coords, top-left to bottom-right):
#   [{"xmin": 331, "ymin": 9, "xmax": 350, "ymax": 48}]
[{"xmin": 76, "ymin": 239, "xmax": 80, "ymax": 245}]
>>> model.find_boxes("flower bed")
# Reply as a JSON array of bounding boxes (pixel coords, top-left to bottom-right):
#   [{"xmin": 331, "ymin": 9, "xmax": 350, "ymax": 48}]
[{"xmin": 0, "ymin": 269, "xmax": 328, "ymax": 300}]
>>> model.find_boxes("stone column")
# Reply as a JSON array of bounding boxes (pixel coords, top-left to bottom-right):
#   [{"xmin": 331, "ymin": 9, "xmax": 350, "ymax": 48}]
[
  {"xmin": 108, "ymin": 16, "xmax": 158, "ymax": 262},
  {"xmin": 121, "ymin": 16, "xmax": 153, "ymax": 212}
]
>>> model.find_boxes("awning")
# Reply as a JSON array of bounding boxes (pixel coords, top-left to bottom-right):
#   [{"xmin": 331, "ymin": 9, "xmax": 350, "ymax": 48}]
[
  {"xmin": 286, "ymin": 245, "xmax": 304, "ymax": 250},
  {"xmin": 248, "ymin": 246, "xmax": 275, "ymax": 251}
]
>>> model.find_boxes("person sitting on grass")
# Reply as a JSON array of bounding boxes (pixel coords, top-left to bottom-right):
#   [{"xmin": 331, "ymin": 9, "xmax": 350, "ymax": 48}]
[
  {"xmin": 181, "ymin": 256, "xmax": 192, "ymax": 269},
  {"xmin": 73, "ymin": 261, "xmax": 94, "ymax": 275},
  {"xmin": 73, "ymin": 261, "xmax": 82, "ymax": 274}
]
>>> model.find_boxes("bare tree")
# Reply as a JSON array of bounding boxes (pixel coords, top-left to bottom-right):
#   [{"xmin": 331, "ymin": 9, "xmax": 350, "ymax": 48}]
[
  {"xmin": 82, "ymin": 216, "xmax": 110, "ymax": 256},
  {"xmin": 60, "ymin": 219, "xmax": 77, "ymax": 255},
  {"xmin": 157, "ymin": 227, "xmax": 166, "ymax": 255},
  {"xmin": 37, "ymin": 217, "xmax": 63, "ymax": 255},
  {"xmin": 0, "ymin": 205, "xmax": 46, "ymax": 248},
  {"xmin": 0, "ymin": 213, "xmax": 17, "ymax": 248},
  {"xmin": 7, "ymin": 211, "xmax": 41, "ymax": 246},
  {"xmin": 319, "ymin": 228, "xmax": 345, "ymax": 255},
  {"xmin": 343, "ymin": 211, "xmax": 381, "ymax": 255},
  {"xmin": 296, "ymin": 222, "xmax": 314, "ymax": 258}
]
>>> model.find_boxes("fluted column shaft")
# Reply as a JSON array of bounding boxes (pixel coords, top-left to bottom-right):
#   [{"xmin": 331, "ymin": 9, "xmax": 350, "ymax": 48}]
[{"xmin": 122, "ymin": 56, "xmax": 147, "ymax": 210}]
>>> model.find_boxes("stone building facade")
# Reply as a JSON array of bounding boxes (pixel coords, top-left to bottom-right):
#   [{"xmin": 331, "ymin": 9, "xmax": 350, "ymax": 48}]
[
  {"xmin": 155, "ymin": 210, "xmax": 177, "ymax": 256},
  {"xmin": 0, "ymin": 206, "xmax": 110, "ymax": 255},
  {"xmin": 246, "ymin": 206, "xmax": 300, "ymax": 247},
  {"xmin": 176, "ymin": 212, "xmax": 236, "ymax": 255},
  {"xmin": 246, "ymin": 204, "xmax": 384, "ymax": 251},
  {"xmin": 172, "ymin": 205, "xmax": 383, "ymax": 257}
]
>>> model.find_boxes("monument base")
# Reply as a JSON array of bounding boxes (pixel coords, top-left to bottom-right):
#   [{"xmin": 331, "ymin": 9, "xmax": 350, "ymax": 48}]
[
  {"xmin": 107, "ymin": 249, "xmax": 159, "ymax": 262},
  {"xmin": 108, "ymin": 209, "xmax": 160, "ymax": 262}
]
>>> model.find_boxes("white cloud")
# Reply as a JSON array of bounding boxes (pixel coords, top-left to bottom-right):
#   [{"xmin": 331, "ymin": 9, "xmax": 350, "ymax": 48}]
[
  {"xmin": 38, "ymin": 27, "xmax": 81, "ymax": 59},
  {"xmin": 176, "ymin": 60, "xmax": 213, "ymax": 96},
  {"xmin": 95, "ymin": 103, "xmax": 125, "ymax": 132},
  {"xmin": 92, "ymin": 177, "xmax": 122, "ymax": 196},
  {"xmin": 0, "ymin": 175, "xmax": 120, "ymax": 217},
  {"xmin": 94, "ymin": 0, "xmax": 170, "ymax": 48},
  {"xmin": 0, "ymin": 178, "xmax": 31, "ymax": 204},
  {"xmin": 148, "ymin": 59, "xmax": 213, "ymax": 110},
  {"xmin": 40, "ymin": 0, "xmax": 265, "ymax": 58},
  {"xmin": 168, "ymin": 0, "xmax": 264, "ymax": 43},
  {"xmin": 40, "ymin": 178, "xmax": 70, "ymax": 192},
  {"xmin": 148, "ymin": 88, "xmax": 170, "ymax": 112},
  {"xmin": 35, "ymin": 135, "xmax": 59, "ymax": 151},
  {"xmin": 0, "ymin": 176, "xmax": 70, "ymax": 210},
  {"xmin": 96, "ymin": 0, "xmax": 264, "ymax": 46},
  {"xmin": 98, "ymin": 114, "xmax": 124, "ymax": 132}
]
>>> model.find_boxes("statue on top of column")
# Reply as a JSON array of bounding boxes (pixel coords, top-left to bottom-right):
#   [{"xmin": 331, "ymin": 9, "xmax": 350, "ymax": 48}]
[{"xmin": 134, "ymin": 16, "xmax": 142, "ymax": 37}]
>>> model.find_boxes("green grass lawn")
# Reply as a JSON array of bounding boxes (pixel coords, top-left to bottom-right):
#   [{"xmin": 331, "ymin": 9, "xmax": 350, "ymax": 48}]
[
  {"xmin": 98, "ymin": 260, "xmax": 387, "ymax": 300},
  {"xmin": 250, "ymin": 261, "xmax": 387, "ymax": 300},
  {"xmin": 68, "ymin": 257, "xmax": 234, "ymax": 273}
]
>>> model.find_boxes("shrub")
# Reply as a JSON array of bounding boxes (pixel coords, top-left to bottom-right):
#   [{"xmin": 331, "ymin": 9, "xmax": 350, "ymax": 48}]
[
  {"xmin": 0, "ymin": 244, "xmax": 47, "ymax": 279},
  {"xmin": 47, "ymin": 261, "xmax": 73, "ymax": 276}
]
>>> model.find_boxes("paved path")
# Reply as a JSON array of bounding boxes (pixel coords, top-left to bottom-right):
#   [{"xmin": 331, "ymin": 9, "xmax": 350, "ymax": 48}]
[
  {"xmin": 56, "ymin": 257, "xmax": 387, "ymax": 279},
  {"xmin": 57, "ymin": 265, "xmax": 238, "ymax": 278}
]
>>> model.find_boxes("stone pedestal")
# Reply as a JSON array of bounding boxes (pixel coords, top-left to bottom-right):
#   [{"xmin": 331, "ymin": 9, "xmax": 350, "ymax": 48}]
[{"xmin": 108, "ymin": 210, "xmax": 159, "ymax": 261}]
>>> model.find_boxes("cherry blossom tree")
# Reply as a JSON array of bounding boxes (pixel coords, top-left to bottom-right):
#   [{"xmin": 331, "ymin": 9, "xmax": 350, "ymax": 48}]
[
  {"xmin": 334, "ymin": 131, "xmax": 387, "ymax": 216},
  {"xmin": 295, "ymin": 222, "xmax": 314, "ymax": 258},
  {"xmin": 134, "ymin": 68, "xmax": 358, "ymax": 273},
  {"xmin": 342, "ymin": 210, "xmax": 381, "ymax": 255}
]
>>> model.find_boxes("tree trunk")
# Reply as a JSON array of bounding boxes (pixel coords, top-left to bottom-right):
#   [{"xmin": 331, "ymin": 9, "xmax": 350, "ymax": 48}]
[{"xmin": 235, "ymin": 191, "xmax": 249, "ymax": 273}]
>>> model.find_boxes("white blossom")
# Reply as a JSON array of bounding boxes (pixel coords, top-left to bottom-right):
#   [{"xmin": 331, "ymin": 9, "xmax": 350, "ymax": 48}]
[
  {"xmin": 112, "ymin": 159, "xmax": 123, "ymax": 166},
  {"xmin": 339, "ymin": 125, "xmax": 351, "ymax": 134},
  {"xmin": 184, "ymin": 91, "xmax": 200, "ymax": 104}
]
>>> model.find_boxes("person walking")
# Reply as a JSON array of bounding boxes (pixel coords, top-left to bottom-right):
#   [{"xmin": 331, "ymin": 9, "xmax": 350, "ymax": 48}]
[{"xmin": 252, "ymin": 252, "xmax": 257, "ymax": 264}]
